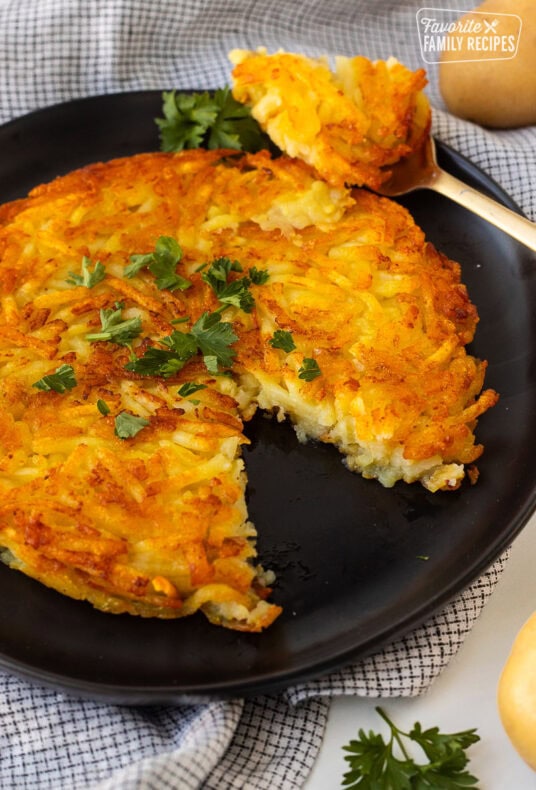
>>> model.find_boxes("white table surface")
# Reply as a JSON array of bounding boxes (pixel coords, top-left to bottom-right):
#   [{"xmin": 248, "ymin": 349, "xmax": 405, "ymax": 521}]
[{"xmin": 305, "ymin": 509, "xmax": 536, "ymax": 789}]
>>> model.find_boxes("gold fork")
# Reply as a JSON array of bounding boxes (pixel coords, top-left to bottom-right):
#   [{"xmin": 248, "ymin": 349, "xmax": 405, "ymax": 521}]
[{"xmin": 376, "ymin": 136, "xmax": 536, "ymax": 253}]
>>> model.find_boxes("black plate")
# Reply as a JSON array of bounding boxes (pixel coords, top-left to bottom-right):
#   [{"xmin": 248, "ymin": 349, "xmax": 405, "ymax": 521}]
[{"xmin": 0, "ymin": 92, "xmax": 535, "ymax": 703}]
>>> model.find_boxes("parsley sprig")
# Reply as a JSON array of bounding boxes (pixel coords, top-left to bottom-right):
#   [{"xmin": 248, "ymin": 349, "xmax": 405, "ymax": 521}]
[
  {"xmin": 97, "ymin": 399, "xmax": 111, "ymax": 415},
  {"xmin": 178, "ymin": 382, "xmax": 207, "ymax": 398},
  {"xmin": 125, "ymin": 310, "xmax": 237, "ymax": 378},
  {"xmin": 202, "ymin": 257, "xmax": 253, "ymax": 313},
  {"xmin": 86, "ymin": 303, "xmax": 142, "ymax": 346},
  {"xmin": 268, "ymin": 331, "xmax": 321, "ymax": 382},
  {"xmin": 123, "ymin": 252, "xmax": 267, "ymax": 379},
  {"xmin": 270, "ymin": 329, "xmax": 296, "ymax": 353},
  {"xmin": 191, "ymin": 310, "xmax": 238, "ymax": 371},
  {"xmin": 125, "ymin": 330, "xmax": 197, "ymax": 378},
  {"xmin": 114, "ymin": 411, "xmax": 150, "ymax": 440},
  {"xmin": 249, "ymin": 266, "xmax": 270, "ymax": 285},
  {"xmin": 342, "ymin": 707, "xmax": 480, "ymax": 789},
  {"xmin": 125, "ymin": 236, "xmax": 191, "ymax": 292},
  {"xmin": 298, "ymin": 357, "xmax": 321, "ymax": 381},
  {"xmin": 156, "ymin": 87, "xmax": 272, "ymax": 153},
  {"xmin": 66, "ymin": 256, "xmax": 106, "ymax": 288},
  {"xmin": 202, "ymin": 257, "xmax": 269, "ymax": 314},
  {"xmin": 32, "ymin": 364, "xmax": 77, "ymax": 394}
]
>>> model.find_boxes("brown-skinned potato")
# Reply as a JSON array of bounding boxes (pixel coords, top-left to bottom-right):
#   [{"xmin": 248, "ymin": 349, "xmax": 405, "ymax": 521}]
[{"xmin": 439, "ymin": 0, "xmax": 536, "ymax": 128}]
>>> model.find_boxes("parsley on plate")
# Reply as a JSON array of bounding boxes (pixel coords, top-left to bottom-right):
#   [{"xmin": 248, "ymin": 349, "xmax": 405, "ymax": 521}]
[
  {"xmin": 114, "ymin": 411, "xmax": 150, "ymax": 440},
  {"xmin": 32, "ymin": 364, "xmax": 77, "ymax": 394},
  {"xmin": 156, "ymin": 87, "xmax": 271, "ymax": 153},
  {"xmin": 202, "ymin": 257, "xmax": 255, "ymax": 313},
  {"xmin": 125, "ymin": 310, "xmax": 237, "ymax": 378},
  {"xmin": 66, "ymin": 256, "xmax": 106, "ymax": 288},
  {"xmin": 125, "ymin": 236, "xmax": 191, "ymax": 292},
  {"xmin": 269, "ymin": 329, "xmax": 296, "ymax": 353},
  {"xmin": 298, "ymin": 357, "xmax": 321, "ymax": 381},
  {"xmin": 178, "ymin": 382, "xmax": 207, "ymax": 399},
  {"xmin": 96, "ymin": 399, "xmax": 111, "ymax": 416},
  {"xmin": 86, "ymin": 303, "xmax": 142, "ymax": 346}
]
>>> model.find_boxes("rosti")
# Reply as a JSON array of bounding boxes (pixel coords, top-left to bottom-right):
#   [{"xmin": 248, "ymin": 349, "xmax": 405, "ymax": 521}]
[
  {"xmin": 0, "ymin": 146, "xmax": 497, "ymax": 629},
  {"xmin": 229, "ymin": 49, "xmax": 431, "ymax": 190}
]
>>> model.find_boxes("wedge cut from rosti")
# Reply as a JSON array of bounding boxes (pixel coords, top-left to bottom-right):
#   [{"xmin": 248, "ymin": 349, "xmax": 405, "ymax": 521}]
[
  {"xmin": 229, "ymin": 48, "xmax": 431, "ymax": 190},
  {"xmin": 0, "ymin": 147, "xmax": 497, "ymax": 626}
]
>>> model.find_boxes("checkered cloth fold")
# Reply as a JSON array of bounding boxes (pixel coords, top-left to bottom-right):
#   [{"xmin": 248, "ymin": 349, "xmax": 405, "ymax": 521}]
[{"xmin": 0, "ymin": 1, "xmax": 534, "ymax": 787}]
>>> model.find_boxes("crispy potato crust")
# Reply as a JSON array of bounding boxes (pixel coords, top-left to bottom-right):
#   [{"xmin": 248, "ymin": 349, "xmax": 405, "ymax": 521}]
[
  {"xmin": 230, "ymin": 49, "xmax": 431, "ymax": 189},
  {"xmin": 0, "ymin": 148, "xmax": 497, "ymax": 627}
]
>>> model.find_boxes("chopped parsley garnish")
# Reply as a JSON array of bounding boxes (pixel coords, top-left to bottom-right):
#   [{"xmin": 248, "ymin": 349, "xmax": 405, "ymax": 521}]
[
  {"xmin": 202, "ymin": 256, "xmax": 242, "ymax": 285},
  {"xmin": 342, "ymin": 707, "xmax": 480, "ymax": 789},
  {"xmin": 32, "ymin": 364, "xmax": 77, "ymax": 393},
  {"xmin": 156, "ymin": 87, "xmax": 271, "ymax": 153},
  {"xmin": 298, "ymin": 357, "xmax": 321, "ymax": 381},
  {"xmin": 125, "ymin": 331, "xmax": 198, "ymax": 377},
  {"xmin": 190, "ymin": 311, "xmax": 238, "ymax": 369},
  {"xmin": 86, "ymin": 303, "xmax": 142, "ymax": 346},
  {"xmin": 114, "ymin": 411, "xmax": 150, "ymax": 440},
  {"xmin": 124, "ymin": 236, "xmax": 191, "ymax": 292},
  {"xmin": 161, "ymin": 330, "xmax": 199, "ymax": 357},
  {"xmin": 249, "ymin": 266, "xmax": 270, "ymax": 285},
  {"xmin": 269, "ymin": 329, "xmax": 296, "ymax": 353},
  {"xmin": 124, "ymin": 347, "xmax": 189, "ymax": 378},
  {"xmin": 202, "ymin": 257, "xmax": 255, "ymax": 313},
  {"xmin": 96, "ymin": 399, "xmax": 110, "ymax": 416},
  {"xmin": 178, "ymin": 382, "xmax": 207, "ymax": 398},
  {"xmin": 125, "ymin": 310, "xmax": 237, "ymax": 378},
  {"xmin": 66, "ymin": 256, "xmax": 106, "ymax": 288}
]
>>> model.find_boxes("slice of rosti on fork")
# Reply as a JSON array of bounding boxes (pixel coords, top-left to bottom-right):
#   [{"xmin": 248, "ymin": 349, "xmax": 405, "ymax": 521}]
[{"xmin": 229, "ymin": 47, "xmax": 431, "ymax": 190}]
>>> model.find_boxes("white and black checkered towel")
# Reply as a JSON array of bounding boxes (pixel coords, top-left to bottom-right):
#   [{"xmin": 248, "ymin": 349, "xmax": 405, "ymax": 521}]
[{"xmin": 0, "ymin": 2, "xmax": 534, "ymax": 787}]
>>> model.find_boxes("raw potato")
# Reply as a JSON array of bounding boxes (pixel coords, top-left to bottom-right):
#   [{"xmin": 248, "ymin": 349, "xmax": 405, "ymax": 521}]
[
  {"xmin": 439, "ymin": 0, "xmax": 536, "ymax": 128},
  {"xmin": 497, "ymin": 611, "xmax": 536, "ymax": 770}
]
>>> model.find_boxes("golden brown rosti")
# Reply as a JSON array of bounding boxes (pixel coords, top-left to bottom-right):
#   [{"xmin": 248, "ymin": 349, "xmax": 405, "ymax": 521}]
[
  {"xmin": 229, "ymin": 49, "xmax": 431, "ymax": 190},
  {"xmin": 0, "ymin": 148, "xmax": 497, "ymax": 627}
]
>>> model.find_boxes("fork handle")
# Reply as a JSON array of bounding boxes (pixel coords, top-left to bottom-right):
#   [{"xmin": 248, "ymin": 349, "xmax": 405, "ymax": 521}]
[{"xmin": 431, "ymin": 169, "xmax": 536, "ymax": 253}]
